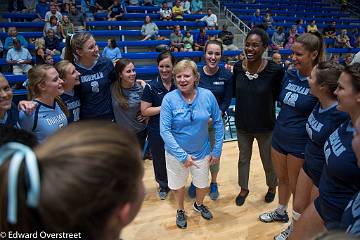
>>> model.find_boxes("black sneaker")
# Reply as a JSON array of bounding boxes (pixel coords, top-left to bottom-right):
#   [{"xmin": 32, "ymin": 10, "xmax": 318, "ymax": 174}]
[
  {"xmin": 193, "ymin": 202, "xmax": 213, "ymax": 220},
  {"xmin": 176, "ymin": 209, "xmax": 187, "ymax": 229},
  {"xmin": 259, "ymin": 209, "xmax": 289, "ymax": 223},
  {"xmin": 264, "ymin": 189, "xmax": 276, "ymax": 203},
  {"xmin": 235, "ymin": 190, "xmax": 249, "ymax": 206}
]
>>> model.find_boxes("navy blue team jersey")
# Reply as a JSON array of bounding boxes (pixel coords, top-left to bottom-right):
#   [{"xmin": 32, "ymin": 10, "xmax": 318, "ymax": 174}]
[
  {"xmin": 141, "ymin": 76, "xmax": 176, "ymax": 132},
  {"xmin": 340, "ymin": 191, "xmax": 360, "ymax": 237},
  {"xmin": 0, "ymin": 103, "xmax": 19, "ymax": 128},
  {"xmin": 314, "ymin": 119, "xmax": 360, "ymax": 229},
  {"xmin": 198, "ymin": 66, "xmax": 233, "ymax": 113},
  {"xmin": 303, "ymin": 102, "xmax": 348, "ymax": 187},
  {"xmin": 272, "ymin": 68, "xmax": 318, "ymax": 158},
  {"xmin": 74, "ymin": 57, "xmax": 115, "ymax": 120},
  {"xmin": 19, "ymin": 100, "xmax": 68, "ymax": 143},
  {"xmin": 60, "ymin": 91, "xmax": 81, "ymax": 123}
]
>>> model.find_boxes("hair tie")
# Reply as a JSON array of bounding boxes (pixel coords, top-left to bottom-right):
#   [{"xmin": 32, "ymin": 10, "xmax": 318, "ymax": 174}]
[{"xmin": 0, "ymin": 142, "xmax": 40, "ymax": 224}]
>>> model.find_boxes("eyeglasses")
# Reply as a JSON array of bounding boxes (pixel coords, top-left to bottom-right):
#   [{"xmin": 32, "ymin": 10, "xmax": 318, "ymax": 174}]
[{"xmin": 188, "ymin": 104, "xmax": 194, "ymax": 122}]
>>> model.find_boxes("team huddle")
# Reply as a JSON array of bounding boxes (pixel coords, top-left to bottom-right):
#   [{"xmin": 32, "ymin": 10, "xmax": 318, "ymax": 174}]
[{"xmin": 0, "ymin": 28, "xmax": 360, "ymax": 239}]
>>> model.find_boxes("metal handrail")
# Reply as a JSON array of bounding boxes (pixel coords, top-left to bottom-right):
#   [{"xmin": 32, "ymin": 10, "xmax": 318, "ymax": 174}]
[{"xmin": 224, "ymin": 8, "xmax": 251, "ymax": 36}]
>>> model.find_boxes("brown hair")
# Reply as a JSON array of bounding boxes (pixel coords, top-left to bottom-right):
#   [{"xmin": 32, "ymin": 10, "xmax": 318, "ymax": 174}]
[
  {"xmin": 204, "ymin": 39, "xmax": 224, "ymax": 56},
  {"xmin": 296, "ymin": 33, "xmax": 324, "ymax": 66},
  {"xmin": 315, "ymin": 61, "xmax": 344, "ymax": 98},
  {"xmin": 64, "ymin": 32, "xmax": 93, "ymax": 64},
  {"xmin": 27, "ymin": 65, "xmax": 69, "ymax": 117},
  {"xmin": 157, "ymin": 50, "xmax": 175, "ymax": 65},
  {"xmin": 343, "ymin": 62, "xmax": 360, "ymax": 92},
  {"xmin": 0, "ymin": 121, "xmax": 143, "ymax": 239},
  {"xmin": 112, "ymin": 59, "xmax": 135, "ymax": 109},
  {"xmin": 55, "ymin": 60, "xmax": 72, "ymax": 79}
]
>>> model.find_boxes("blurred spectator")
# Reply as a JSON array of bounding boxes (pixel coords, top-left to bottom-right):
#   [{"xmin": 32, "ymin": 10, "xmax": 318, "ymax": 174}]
[
  {"xmin": 128, "ymin": 0, "xmax": 140, "ymax": 6},
  {"xmin": 343, "ymin": 53, "xmax": 353, "ymax": 66},
  {"xmin": 170, "ymin": 25, "xmax": 184, "ymax": 52},
  {"xmin": 271, "ymin": 26, "xmax": 285, "ymax": 50},
  {"xmin": 60, "ymin": 2, "xmax": 71, "ymax": 14},
  {"xmin": 160, "ymin": 2, "xmax": 172, "ymax": 21},
  {"xmin": 60, "ymin": 15, "xmax": 74, "ymax": 39},
  {"xmin": 143, "ymin": 0, "xmax": 153, "ymax": 6},
  {"xmin": 102, "ymin": 38, "xmax": 122, "ymax": 62},
  {"xmin": 182, "ymin": 30, "xmax": 194, "ymax": 52},
  {"xmin": 43, "ymin": 16, "xmax": 63, "ymax": 39},
  {"xmin": 107, "ymin": 0, "xmax": 125, "ymax": 21},
  {"xmin": 172, "ymin": 0, "xmax": 184, "ymax": 20},
  {"xmin": 96, "ymin": 0, "xmax": 113, "ymax": 12},
  {"xmin": 198, "ymin": 8, "xmax": 217, "ymax": 30},
  {"xmin": 330, "ymin": 54, "xmax": 340, "ymax": 64},
  {"xmin": 45, "ymin": 29, "xmax": 60, "ymax": 55},
  {"xmin": 34, "ymin": 38, "xmax": 46, "ymax": 65},
  {"xmin": 44, "ymin": 53, "xmax": 54, "ymax": 65},
  {"xmin": 68, "ymin": 5, "xmax": 85, "ymax": 31},
  {"xmin": 350, "ymin": 28, "xmax": 359, "ymax": 46},
  {"xmin": 82, "ymin": 0, "xmax": 95, "ymax": 22},
  {"xmin": 191, "ymin": 0, "xmax": 203, "ymax": 14},
  {"xmin": 23, "ymin": 0, "xmax": 37, "ymax": 13},
  {"xmin": 141, "ymin": 16, "xmax": 159, "ymax": 41},
  {"xmin": 183, "ymin": 0, "xmax": 191, "ymax": 14},
  {"xmin": 263, "ymin": 11, "xmax": 273, "ymax": 30},
  {"xmin": 4, "ymin": 27, "xmax": 28, "ymax": 51},
  {"xmin": 6, "ymin": 38, "xmax": 32, "ymax": 75},
  {"xmin": 8, "ymin": 0, "xmax": 25, "ymax": 12},
  {"xmin": 284, "ymin": 25, "xmax": 298, "ymax": 49},
  {"xmin": 36, "ymin": 0, "xmax": 50, "ymax": 21},
  {"xmin": 323, "ymin": 21, "xmax": 337, "ymax": 48},
  {"xmin": 306, "ymin": 20, "xmax": 319, "ymax": 34},
  {"xmin": 194, "ymin": 28, "xmax": 207, "ymax": 51},
  {"xmin": 45, "ymin": 3, "xmax": 63, "ymax": 22},
  {"xmin": 340, "ymin": 0, "xmax": 348, "ymax": 12},
  {"xmin": 296, "ymin": 19, "xmax": 305, "ymax": 35},
  {"xmin": 218, "ymin": 24, "xmax": 238, "ymax": 50},
  {"xmin": 251, "ymin": 9, "xmax": 262, "ymax": 28},
  {"xmin": 272, "ymin": 52, "xmax": 282, "ymax": 64},
  {"xmin": 336, "ymin": 29, "xmax": 352, "ymax": 48}
]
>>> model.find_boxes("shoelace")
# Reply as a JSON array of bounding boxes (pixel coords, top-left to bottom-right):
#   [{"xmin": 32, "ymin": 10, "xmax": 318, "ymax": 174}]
[{"xmin": 177, "ymin": 211, "xmax": 186, "ymax": 220}]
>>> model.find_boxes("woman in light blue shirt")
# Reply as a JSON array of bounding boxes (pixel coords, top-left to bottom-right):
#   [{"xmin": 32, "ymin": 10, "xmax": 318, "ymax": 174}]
[
  {"xmin": 102, "ymin": 38, "xmax": 122, "ymax": 63},
  {"xmin": 160, "ymin": 59, "xmax": 224, "ymax": 229}
]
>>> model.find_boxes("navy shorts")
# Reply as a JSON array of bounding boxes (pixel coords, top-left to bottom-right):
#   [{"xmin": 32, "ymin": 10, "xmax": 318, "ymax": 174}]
[
  {"xmin": 314, "ymin": 196, "xmax": 343, "ymax": 230},
  {"xmin": 271, "ymin": 130, "xmax": 306, "ymax": 159},
  {"xmin": 303, "ymin": 161, "xmax": 322, "ymax": 188}
]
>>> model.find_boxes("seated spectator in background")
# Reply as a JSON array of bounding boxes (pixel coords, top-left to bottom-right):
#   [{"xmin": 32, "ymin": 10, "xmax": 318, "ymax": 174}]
[
  {"xmin": 43, "ymin": 16, "xmax": 63, "ymax": 39},
  {"xmin": 307, "ymin": 20, "xmax": 319, "ymax": 34},
  {"xmin": 107, "ymin": 0, "xmax": 125, "ymax": 21},
  {"xmin": 128, "ymin": 0, "xmax": 140, "ymax": 6},
  {"xmin": 183, "ymin": 0, "xmax": 191, "ymax": 14},
  {"xmin": 296, "ymin": 19, "xmax": 305, "ymax": 35},
  {"xmin": 170, "ymin": 25, "xmax": 184, "ymax": 52},
  {"xmin": 95, "ymin": 0, "xmax": 113, "ymax": 13},
  {"xmin": 143, "ymin": 0, "xmax": 153, "ymax": 6},
  {"xmin": 350, "ymin": 28, "xmax": 359, "ymax": 46},
  {"xmin": 198, "ymin": 8, "xmax": 217, "ymax": 30},
  {"xmin": 23, "ymin": 0, "xmax": 37, "ymax": 13},
  {"xmin": 343, "ymin": 53, "xmax": 353, "ymax": 66},
  {"xmin": 60, "ymin": 2, "xmax": 71, "ymax": 15},
  {"xmin": 330, "ymin": 54, "xmax": 340, "ymax": 64},
  {"xmin": 102, "ymin": 38, "xmax": 122, "ymax": 62},
  {"xmin": 182, "ymin": 30, "xmax": 194, "ymax": 52},
  {"xmin": 251, "ymin": 9, "xmax": 262, "ymax": 28},
  {"xmin": 194, "ymin": 28, "xmax": 207, "ymax": 51},
  {"xmin": 60, "ymin": 15, "xmax": 74, "ymax": 39},
  {"xmin": 6, "ymin": 39, "xmax": 32, "ymax": 75},
  {"xmin": 336, "ymin": 29, "xmax": 352, "ymax": 48},
  {"xmin": 44, "ymin": 53, "xmax": 54, "ymax": 65},
  {"xmin": 284, "ymin": 34, "xmax": 295, "ymax": 49},
  {"xmin": 45, "ymin": 29, "xmax": 60, "ymax": 55},
  {"xmin": 8, "ymin": 0, "xmax": 24, "ymax": 12},
  {"xmin": 160, "ymin": 2, "xmax": 172, "ymax": 21},
  {"xmin": 36, "ymin": 0, "xmax": 50, "ymax": 21},
  {"xmin": 34, "ymin": 38, "xmax": 46, "ymax": 65},
  {"xmin": 68, "ymin": 4, "xmax": 85, "ymax": 31},
  {"xmin": 4, "ymin": 27, "xmax": 28, "ymax": 51},
  {"xmin": 271, "ymin": 26, "xmax": 285, "ymax": 50},
  {"xmin": 263, "ymin": 10, "xmax": 273, "ymax": 30},
  {"xmin": 82, "ymin": 0, "xmax": 95, "ymax": 22},
  {"xmin": 323, "ymin": 20, "xmax": 337, "ymax": 47},
  {"xmin": 218, "ymin": 24, "xmax": 238, "ymax": 50},
  {"xmin": 191, "ymin": 0, "xmax": 203, "ymax": 14},
  {"xmin": 272, "ymin": 52, "xmax": 282, "ymax": 64},
  {"xmin": 45, "ymin": 3, "xmax": 63, "ymax": 22},
  {"xmin": 284, "ymin": 25, "xmax": 298, "ymax": 49},
  {"xmin": 141, "ymin": 16, "xmax": 159, "ymax": 41},
  {"xmin": 172, "ymin": 0, "xmax": 184, "ymax": 20}
]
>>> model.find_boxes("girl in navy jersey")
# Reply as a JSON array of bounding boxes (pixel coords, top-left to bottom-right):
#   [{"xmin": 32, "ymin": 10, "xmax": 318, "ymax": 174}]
[
  {"xmin": 290, "ymin": 62, "xmax": 348, "ymax": 239},
  {"xmin": 55, "ymin": 60, "xmax": 81, "ymax": 123},
  {"xmin": 141, "ymin": 51, "xmax": 176, "ymax": 200},
  {"xmin": 187, "ymin": 40, "xmax": 232, "ymax": 200},
  {"xmin": 112, "ymin": 59, "xmax": 147, "ymax": 150},
  {"xmin": 19, "ymin": 65, "xmax": 68, "ymax": 143},
  {"xmin": 289, "ymin": 63, "xmax": 360, "ymax": 239},
  {"xmin": 0, "ymin": 74, "xmax": 19, "ymax": 128},
  {"xmin": 259, "ymin": 33, "xmax": 323, "ymax": 240},
  {"xmin": 233, "ymin": 28, "xmax": 284, "ymax": 207},
  {"xmin": 64, "ymin": 32, "xmax": 116, "ymax": 120}
]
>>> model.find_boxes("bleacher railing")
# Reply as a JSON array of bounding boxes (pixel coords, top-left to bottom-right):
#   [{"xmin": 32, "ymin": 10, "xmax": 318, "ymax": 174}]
[{"xmin": 224, "ymin": 8, "xmax": 251, "ymax": 36}]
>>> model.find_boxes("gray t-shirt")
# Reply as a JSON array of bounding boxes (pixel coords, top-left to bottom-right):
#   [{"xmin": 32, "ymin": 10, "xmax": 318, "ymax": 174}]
[{"xmin": 112, "ymin": 82, "xmax": 146, "ymax": 133}]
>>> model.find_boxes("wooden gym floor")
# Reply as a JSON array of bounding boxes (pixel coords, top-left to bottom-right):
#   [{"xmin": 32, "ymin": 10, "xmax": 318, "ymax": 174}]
[{"xmin": 122, "ymin": 141, "xmax": 290, "ymax": 240}]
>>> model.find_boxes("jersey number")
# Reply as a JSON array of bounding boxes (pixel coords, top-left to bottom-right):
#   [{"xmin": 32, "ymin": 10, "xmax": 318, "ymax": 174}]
[
  {"xmin": 91, "ymin": 81, "xmax": 99, "ymax": 93},
  {"xmin": 283, "ymin": 92, "xmax": 298, "ymax": 107}
]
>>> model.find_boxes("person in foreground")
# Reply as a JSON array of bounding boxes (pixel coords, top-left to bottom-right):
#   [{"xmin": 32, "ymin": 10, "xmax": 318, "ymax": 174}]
[
  {"xmin": 160, "ymin": 59, "xmax": 224, "ymax": 229},
  {"xmin": 0, "ymin": 121, "xmax": 145, "ymax": 240}
]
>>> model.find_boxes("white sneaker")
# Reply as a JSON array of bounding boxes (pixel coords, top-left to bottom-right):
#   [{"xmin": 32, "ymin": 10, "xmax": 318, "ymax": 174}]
[{"xmin": 274, "ymin": 223, "xmax": 293, "ymax": 240}]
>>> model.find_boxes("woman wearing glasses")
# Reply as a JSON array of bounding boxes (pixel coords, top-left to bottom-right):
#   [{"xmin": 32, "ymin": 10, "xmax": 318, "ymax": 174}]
[{"xmin": 160, "ymin": 59, "xmax": 224, "ymax": 229}]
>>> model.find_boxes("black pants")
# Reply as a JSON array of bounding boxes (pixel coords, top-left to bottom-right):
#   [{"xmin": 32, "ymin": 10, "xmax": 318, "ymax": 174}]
[{"xmin": 148, "ymin": 129, "xmax": 168, "ymax": 190}]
